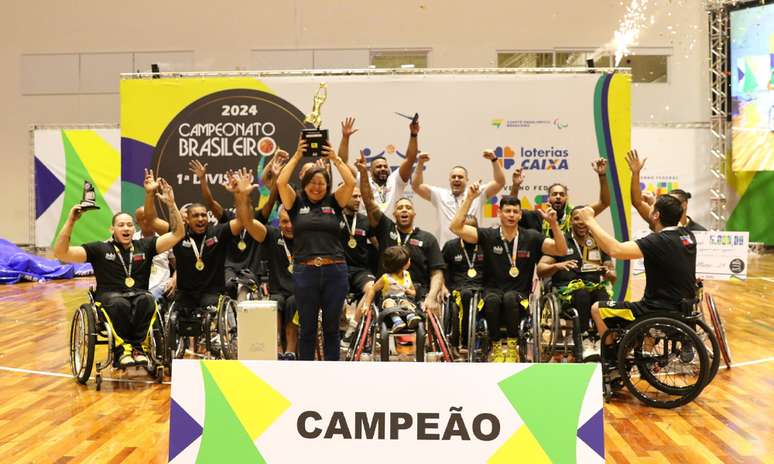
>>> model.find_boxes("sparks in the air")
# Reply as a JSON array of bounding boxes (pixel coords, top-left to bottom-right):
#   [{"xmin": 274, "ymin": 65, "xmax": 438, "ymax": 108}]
[{"xmin": 612, "ymin": 0, "xmax": 651, "ymax": 66}]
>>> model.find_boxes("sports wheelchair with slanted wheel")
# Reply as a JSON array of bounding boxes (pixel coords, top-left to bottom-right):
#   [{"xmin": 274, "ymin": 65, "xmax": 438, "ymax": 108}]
[
  {"xmin": 164, "ymin": 293, "xmax": 239, "ymax": 371},
  {"xmin": 598, "ymin": 298, "xmax": 719, "ymax": 409},
  {"xmin": 68, "ymin": 288, "xmax": 166, "ymax": 390},
  {"xmin": 446, "ymin": 287, "xmax": 490, "ymax": 362},
  {"xmin": 374, "ymin": 296, "xmax": 453, "ymax": 363}
]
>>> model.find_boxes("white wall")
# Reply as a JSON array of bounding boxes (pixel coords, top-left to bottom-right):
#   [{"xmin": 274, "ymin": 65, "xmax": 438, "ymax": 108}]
[{"xmin": 1, "ymin": 0, "xmax": 710, "ymax": 243}]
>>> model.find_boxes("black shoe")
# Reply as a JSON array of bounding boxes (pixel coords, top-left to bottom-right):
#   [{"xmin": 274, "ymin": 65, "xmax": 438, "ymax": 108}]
[
  {"xmin": 283, "ymin": 352, "xmax": 297, "ymax": 361},
  {"xmin": 406, "ymin": 313, "xmax": 421, "ymax": 330}
]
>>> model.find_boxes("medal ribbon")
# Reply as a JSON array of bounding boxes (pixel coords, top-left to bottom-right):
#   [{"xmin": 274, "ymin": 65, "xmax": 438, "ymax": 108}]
[
  {"xmin": 112, "ymin": 242, "xmax": 133, "ymax": 280},
  {"xmin": 499, "ymin": 227, "xmax": 519, "ymax": 270},
  {"xmin": 188, "ymin": 235, "xmax": 206, "ymax": 264},
  {"xmin": 460, "ymin": 241, "xmax": 477, "ymax": 271}
]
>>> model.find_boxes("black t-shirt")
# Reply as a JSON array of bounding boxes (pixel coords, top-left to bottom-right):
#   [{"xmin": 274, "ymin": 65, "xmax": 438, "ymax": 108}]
[
  {"xmin": 635, "ymin": 227, "xmax": 697, "ymax": 310},
  {"xmin": 550, "ymin": 232, "xmax": 611, "ymax": 286},
  {"xmin": 83, "ymin": 237, "xmax": 158, "ymax": 295},
  {"xmin": 288, "ymin": 193, "xmax": 345, "ymax": 261},
  {"xmin": 257, "ymin": 226, "xmax": 294, "ymax": 296},
  {"xmin": 339, "ymin": 211, "xmax": 373, "ymax": 269},
  {"xmin": 477, "ymin": 226, "xmax": 545, "ymax": 293},
  {"xmin": 173, "ymin": 223, "xmax": 235, "ymax": 295},
  {"xmin": 442, "ymin": 238, "xmax": 484, "ymax": 289},
  {"xmin": 519, "ymin": 209, "xmax": 543, "ymax": 233},
  {"xmin": 374, "ymin": 215, "xmax": 445, "ymax": 292}
]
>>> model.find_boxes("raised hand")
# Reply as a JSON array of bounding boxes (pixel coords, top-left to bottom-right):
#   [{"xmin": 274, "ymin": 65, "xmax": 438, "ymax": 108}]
[
  {"xmin": 143, "ymin": 168, "xmax": 159, "ymax": 193},
  {"xmin": 341, "ymin": 117, "xmax": 358, "ymax": 138},
  {"xmin": 410, "ymin": 117, "xmax": 420, "ymax": 136},
  {"xmin": 188, "ymin": 159, "xmax": 207, "ymax": 181},
  {"xmin": 294, "ymin": 137, "xmax": 309, "ymax": 158},
  {"xmin": 538, "ymin": 206, "xmax": 558, "ymax": 224},
  {"xmin": 221, "ymin": 170, "xmax": 240, "ymax": 194},
  {"xmin": 156, "ymin": 178, "xmax": 176, "ymax": 205},
  {"xmin": 356, "ymin": 150, "xmax": 368, "ymax": 173},
  {"xmin": 468, "ymin": 181, "xmax": 481, "ymax": 197},
  {"xmin": 68, "ymin": 205, "xmax": 83, "ymax": 222},
  {"xmin": 591, "ymin": 158, "xmax": 608, "ymax": 175},
  {"xmin": 625, "ymin": 150, "xmax": 647, "ymax": 173},
  {"xmin": 575, "ymin": 206, "xmax": 596, "ymax": 222},
  {"xmin": 482, "ymin": 149, "xmax": 497, "ymax": 162},
  {"xmin": 321, "ymin": 143, "xmax": 340, "ymax": 163},
  {"xmin": 417, "ymin": 152, "xmax": 431, "ymax": 164},
  {"xmin": 235, "ymin": 168, "xmax": 258, "ymax": 195}
]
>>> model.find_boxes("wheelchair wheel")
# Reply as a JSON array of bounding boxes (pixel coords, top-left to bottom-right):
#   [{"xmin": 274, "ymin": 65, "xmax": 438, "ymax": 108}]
[
  {"xmin": 704, "ymin": 292, "xmax": 732, "ymax": 368},
  {"xmin": 533, "ymin": 293, "xmax": 560, "ymax": 363},
  {"xmin": 617, "ymin": 317, "xmax": 709, "ymax": 409},
  {"xmin": 69, "ymin": 304, "xmax": 96, "ymax": 385},
  {"xmin": 466, "ymin": 292, "xmax": 489, "ymax": 362},
  {"xmin": 426, "ymin": 311, "xmax": 453, "ymax": 362},
  {"xmin": 415, "ymin": 322, "xmax": 425, "ymax": 362},
  {"xmin": 349, "ymin": 308, "xmax": 375, "ymax": 361},
  {"xmin": 164, "ymin": 306, "xmax": 184, "ymax": 373},
  {"xmin": 690, "ymin": 318, "xmax": 720, "ymax": 387},
  {"xmin": 218, "ymin": 297, "xmax": 239, "ymax": 360},
  {"xmin": 147, "ymin": 307, "xmax": 166, "ymax": 370}
]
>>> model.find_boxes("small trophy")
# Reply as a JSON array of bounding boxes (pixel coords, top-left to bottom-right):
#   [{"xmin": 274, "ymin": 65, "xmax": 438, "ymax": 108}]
[
  {"xmin": 79, "ymin": 180, "xmax": 100, "ymax": 211},
  {"xmin": 301, "ymin": 83, "xmax": 329, "ymax": 157}
]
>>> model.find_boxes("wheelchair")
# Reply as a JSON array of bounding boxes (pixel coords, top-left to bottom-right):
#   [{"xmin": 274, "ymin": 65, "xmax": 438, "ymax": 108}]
[
  {"xmin": 599, "ymin": 303, "xmax": 716, "ymax": 409},
  {"xmin": 346, "ymin": 300, "xmax": 379, "ymax": 361},
  {"xmin": 164, "ymin": 292, "xmax": 239, "ymax": 371},
  {"xmin": 446, "ymin": 287, "xmax": 490, "ymax": 362},
  {"xmin": 531, "ymin": 271, "xmax": 612, "ymax": 363},
  {"xmin": 68, "ymin": 288, "xmax": 166, "ymax": 390}
]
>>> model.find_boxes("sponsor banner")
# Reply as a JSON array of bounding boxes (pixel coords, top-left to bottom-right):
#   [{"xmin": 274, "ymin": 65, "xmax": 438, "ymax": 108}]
[
  {"xmin": 168, "ymin": 360, "xmax": 604, "ymax": 464},
  {"xmin": 121, "ymin": 73, "xmax": 631, "ymax": 297},
  {"xmin": 694, "ymin": 231, "xmax": 749, "ymax": 280},
  {"xmin": 33, "ymin": 128, "xmax": 121, "ymax": 247}
]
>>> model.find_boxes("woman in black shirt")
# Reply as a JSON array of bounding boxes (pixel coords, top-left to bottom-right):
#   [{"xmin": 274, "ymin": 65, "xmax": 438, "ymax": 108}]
[{"xmin": 277, "ymin": 138, "xmax": 356, "ymax": 360}]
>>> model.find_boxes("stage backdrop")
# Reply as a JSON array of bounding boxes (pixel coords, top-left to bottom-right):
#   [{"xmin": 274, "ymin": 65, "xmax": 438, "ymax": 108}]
[
  {"xmin": 120, "ymin": 72, "xmax": 632, "ymax": 297},
  {"xmin": 33, "ymin": 127, "xmax": 121, "ymax": 247}
]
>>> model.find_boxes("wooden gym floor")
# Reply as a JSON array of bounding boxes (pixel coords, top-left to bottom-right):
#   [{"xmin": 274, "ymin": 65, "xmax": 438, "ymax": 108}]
[{"xmin": 0, "ymin": 255, "xmax": 772, "ymax": 463}]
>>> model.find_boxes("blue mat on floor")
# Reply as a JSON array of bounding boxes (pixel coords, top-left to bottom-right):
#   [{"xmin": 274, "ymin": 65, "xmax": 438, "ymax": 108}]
[{"xmin": 0, "ymin": 239, "xmax": 92, "ymax": 284}]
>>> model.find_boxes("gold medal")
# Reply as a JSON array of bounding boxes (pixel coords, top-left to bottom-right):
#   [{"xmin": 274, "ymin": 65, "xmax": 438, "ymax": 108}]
[
  {"xmin": 467, "ymin": 268, "xmax": 477, "ymax": 278},
  {"xmin": 125, "ymin": 277, "xmax": 135, "ymax": 288},
  {"xmin": 237, "ymin": 240, "xmax": 247, "ymax": 251},
  {"xmin": 347, "ymin": 237, "xmax": 357, "ymax": 249},
  {"xmin": 195, "ymin": 259, "xmax": 205, "ymax": 271},
  {"xmin": 585, "ymin": 238, "xmax": 594, "ymax": 247},
  {"xmin": 509, "ymin": 266, "xmax": 519, "ymax": 278},
  {"xmin": 287, "ymin": 264, "xmax": 293, "ymax": 273}
]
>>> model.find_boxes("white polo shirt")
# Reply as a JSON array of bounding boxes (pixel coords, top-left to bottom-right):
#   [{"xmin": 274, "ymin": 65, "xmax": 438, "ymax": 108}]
[
  {"xmin": 357, "ymin": 169, "xmax": 408, "ymax": 215},
  {"xmin": 132, "ymin": 231, "xmax": 172, "ymax": 291},
  {"xmin": 429, "ymin": 185, "xmax": 489, "ymax": 245}
]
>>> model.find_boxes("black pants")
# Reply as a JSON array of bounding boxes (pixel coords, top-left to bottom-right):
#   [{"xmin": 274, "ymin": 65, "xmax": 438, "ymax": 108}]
[
  {"xmin": 483, "ymin": 289, "xmax": 526, "ymax": 340},
  {"xmin": 568, "ymin": 288, "xmax": 609, "ymax": 334},
  {"xmin": 451, "ymin": 287, "xmax": 477, "ymax": 347},
  {"xmin": 293, "ymin": 263, "xmax": 349, "ymax": 361},
  {"xmin": 174, "ymin": 291, "xmax": 220, "ymax": 311},
  {"xmin": 98, "ymin": 292, "xmax": 155, "ymax": 348}
]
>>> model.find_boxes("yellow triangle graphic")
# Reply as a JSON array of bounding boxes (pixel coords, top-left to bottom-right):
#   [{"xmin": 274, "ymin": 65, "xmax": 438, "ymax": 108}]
[
  {"xmin": 204, "ymin": 361, "xmax": 291, "ymax": 441},
  {"xmin": 63, "ymin": 130, "xmax": 120, "ymax": 196},
  {"xmin": 488, "ymin": 425, "xmax": 553, "ymax": 464}
]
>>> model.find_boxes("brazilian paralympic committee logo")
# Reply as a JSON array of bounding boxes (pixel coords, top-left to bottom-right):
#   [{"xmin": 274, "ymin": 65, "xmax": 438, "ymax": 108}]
[{"xmin": 491, "ymin": 117, "xmax": 569, "ymax": 130}]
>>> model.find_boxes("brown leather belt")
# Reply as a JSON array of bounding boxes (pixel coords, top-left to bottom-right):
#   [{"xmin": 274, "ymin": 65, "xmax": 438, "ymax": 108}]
[{"xmin": 297, "ymin": 257, "xmax": 346, "ymax": 267}]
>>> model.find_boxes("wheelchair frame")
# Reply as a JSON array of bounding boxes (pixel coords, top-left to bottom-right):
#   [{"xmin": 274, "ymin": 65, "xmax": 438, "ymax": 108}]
[{"xmin": 68, "ymin": 289, "xmax": 165, "ymax": 390}]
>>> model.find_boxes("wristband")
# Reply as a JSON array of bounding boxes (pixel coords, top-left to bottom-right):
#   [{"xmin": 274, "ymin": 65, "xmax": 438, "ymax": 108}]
[
  {"xmin": 491, "ymin": 158, "xmax": 497, "ymax": 163},
  {"xmin": 410, "ymin": 134, "xmax": 418, "ymax": 138}
]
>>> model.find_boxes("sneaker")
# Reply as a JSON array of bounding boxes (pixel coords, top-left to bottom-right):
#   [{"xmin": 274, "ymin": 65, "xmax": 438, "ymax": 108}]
[
  {"xmin": 390, "ymin": 316, "xmax": 406, "ymax": 334},
  {"xmin": 405, "ymin": 313, "xmax": 421, "ymax": 330},
  {"xmin": 132, "ymin": 349, "xmax": 149, "ymax": 366},
  {"xmin": 118, "ymin": 345, "xmax": 134, "ymax": 368},
  {"xmin": 277, "ymin": 352, "xmax": 285, "ymax": 360},
  {"xmin": 582, "ymin": 338, "xmax": 601, "ymax": 361},
  {"xmin": 283, "ymin": 352, "xmax": 296, "ymax": 361},
  {"xmin": 489, "ymin": 342, "xmax": 506, "ymax": 363},
  {"xmin": 342, "ymin": 318, "xmax": 358, "ymax": 342},
  {"xmin": 505, "ymin": 339, "xmax": 520, "ymax": 362}
]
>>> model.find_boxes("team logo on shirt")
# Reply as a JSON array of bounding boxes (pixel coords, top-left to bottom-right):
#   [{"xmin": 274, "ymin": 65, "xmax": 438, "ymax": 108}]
[
  {"xmin": 182, "ymin": 241, "xmax": 192, "ymax": 248},
  {"xmin": 300, "ymin": 206, "xmax": 310, "ymax": 215},
  {"xmin": 517, "ymin": 250, "xmax": 530, "ymax": 258},
  {"xmin": 453, "ymin": 254, "xmax": 463, "ymax": 262},
  {"xmin": 408, "ymin": 238, "xmax": 423, "ymax": 247},
  {"xmin": 205, "ymin": 237, "xmax": 218, "ymax": 247},
  {"xmin": 680, "ymin": 234, "xmax": 694, "ymax": 246},
  {"xmin": 321, "ymin": 207, "xmax": 335, "ymax": 215},
  {"xmin": 492, "ymin": 245, "xmax": 503, "ymax": 255},
  {"xmin": 104, "ymin": 252, "xmax": 116, "ymax": 261},
  {"xmin": 389, "ymin": 231, "xmax": 399, "ymax": 240},
  {"xmin": 132, "ymin": 253, "xmax": 145, "ymax": 262}
]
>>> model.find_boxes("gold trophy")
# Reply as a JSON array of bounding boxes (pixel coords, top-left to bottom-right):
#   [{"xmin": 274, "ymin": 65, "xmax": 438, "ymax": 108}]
[
  {"xmin": 301, "ymin": 83, "xmax": 329, "ymax": 157},
  {"xmin": 79, "ymin": 180, "xmax": 100, "ymax": 211}
]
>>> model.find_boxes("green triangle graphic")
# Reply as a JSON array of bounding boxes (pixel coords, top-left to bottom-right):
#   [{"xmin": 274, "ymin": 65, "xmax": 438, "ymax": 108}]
[
  {"xmin": 197, "ymin": 363, "xmax": 266, "ymax": 464},
  {"xmin": 742, "ymin": 60, "xmax": 758, "ymax": 93},
  {"xmin": 727, "ymin": 171, "xmax": 774, "ymax": 243},
  {"xmin": 53, "ymin": 131, "xmax": 115, "ymax": 246},
  {"xmin": 498, "ymin": 364, "xmax": 596, "ymax": 464},
  {"xmin": 121, "ymin": 181, "xmax": 146, "ymax": 219}
]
